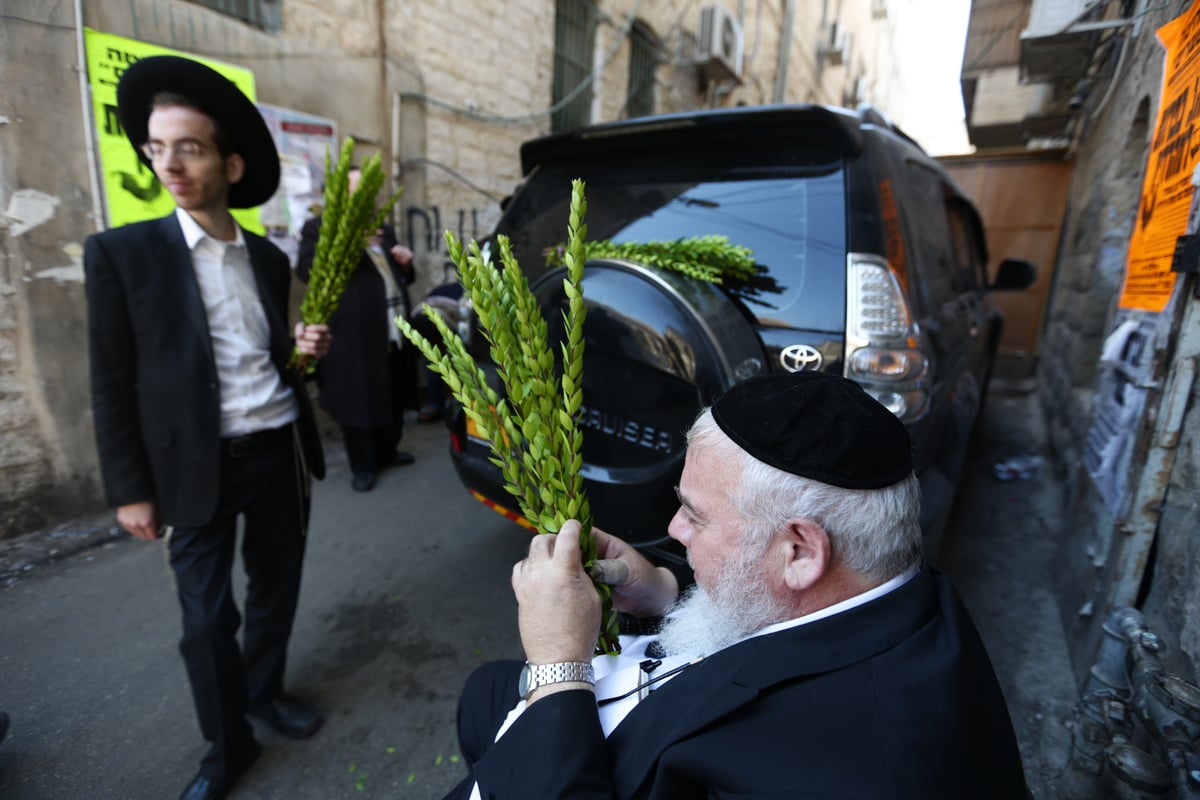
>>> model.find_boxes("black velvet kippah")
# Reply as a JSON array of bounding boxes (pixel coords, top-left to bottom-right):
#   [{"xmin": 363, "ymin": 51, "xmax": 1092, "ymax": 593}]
[{"xmin": 710, "ymin": 372, "xmax": 913, "ymax": 489}]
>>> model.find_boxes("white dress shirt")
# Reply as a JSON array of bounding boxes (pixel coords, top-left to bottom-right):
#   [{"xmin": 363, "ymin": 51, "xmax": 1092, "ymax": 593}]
[{"xmin": 176, "ymin": 209, "xmax": 298, "ymax": 436}]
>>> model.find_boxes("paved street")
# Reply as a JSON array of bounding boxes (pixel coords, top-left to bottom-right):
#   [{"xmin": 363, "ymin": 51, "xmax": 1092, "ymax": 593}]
[
  {"xmin": 1, "ymin": 418, "xmax": 528, "ymax": 799},
  {"xmin": 0, "ymin": 384, "xmax": 1077, "ymax": 799}
]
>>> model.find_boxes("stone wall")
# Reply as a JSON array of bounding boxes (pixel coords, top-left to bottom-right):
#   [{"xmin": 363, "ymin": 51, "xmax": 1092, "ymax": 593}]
[
  {"xmin": 1037, "ymin": 3, "xmax": 1200, "ymax": 684},
  {"xmin": 0, "ymin": 2, "xmax": 102, "ymax": 535},
  {"xmin": 1155, "ymin": 388, "xmax": 1200, "ymax": 677}
]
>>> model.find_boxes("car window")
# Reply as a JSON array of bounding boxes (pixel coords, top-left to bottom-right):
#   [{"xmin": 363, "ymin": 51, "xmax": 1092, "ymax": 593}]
[
  {"xmin": 495, "ymin": 155, "xmax": 848, "ymax": 333},
  {"xmin": 946, "ymin": 200, "xmax": 985, "ymax": 294},
  {"xmin": 900, "ymin": 160, "xmax": 956, "ymax": 309}
]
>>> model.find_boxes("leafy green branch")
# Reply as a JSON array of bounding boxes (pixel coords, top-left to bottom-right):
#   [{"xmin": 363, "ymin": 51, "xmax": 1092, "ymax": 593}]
[
  {"xmin": 545, "ymin": 234, "xmax": 757, "ymax": 284},
  {"xmin": 291, "ymin": 138, "xmax": 402, "ymax": 372},
  {"xmin": 396, "ymin": 180, "xmax": 620, "ymax": 654}
]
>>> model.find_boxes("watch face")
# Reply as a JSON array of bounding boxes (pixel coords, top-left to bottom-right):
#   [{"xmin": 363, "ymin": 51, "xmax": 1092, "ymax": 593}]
[{"xmin": 518, "ymin": 663, "xmax": 531, "ymax": 699}]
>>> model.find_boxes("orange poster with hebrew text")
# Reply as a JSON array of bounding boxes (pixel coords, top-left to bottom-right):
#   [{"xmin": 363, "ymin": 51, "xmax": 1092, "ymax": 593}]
[{"xmin": 1119, "ymin": 5, "xmax": 1200, "ymax": 313}]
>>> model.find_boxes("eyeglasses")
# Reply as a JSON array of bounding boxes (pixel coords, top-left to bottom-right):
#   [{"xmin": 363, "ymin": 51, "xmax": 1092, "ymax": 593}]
[{"xmin": 140, "ymin": 141, "xmax": 212, "ymax": 162}]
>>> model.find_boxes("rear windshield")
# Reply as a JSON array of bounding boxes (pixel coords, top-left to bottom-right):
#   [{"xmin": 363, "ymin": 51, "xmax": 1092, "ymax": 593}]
[{"xmin": 493, "ymin": 150, "xmax": 848, "ymax": 333}]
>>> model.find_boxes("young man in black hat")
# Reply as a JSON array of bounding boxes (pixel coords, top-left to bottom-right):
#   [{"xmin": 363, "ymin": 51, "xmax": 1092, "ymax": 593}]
[
  {"xmin": 443, "ymin": 371, "xmax": 1027, "ymax": 799},
  {"xmin": 84, "ymin": 56, "xmax": 330, "ymax": 800}
]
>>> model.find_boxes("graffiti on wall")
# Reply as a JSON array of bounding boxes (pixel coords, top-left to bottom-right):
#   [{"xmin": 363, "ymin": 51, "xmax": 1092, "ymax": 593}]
[{"xmin": 403, "ymin": 205, "xmax": 487, "ymax": 255}]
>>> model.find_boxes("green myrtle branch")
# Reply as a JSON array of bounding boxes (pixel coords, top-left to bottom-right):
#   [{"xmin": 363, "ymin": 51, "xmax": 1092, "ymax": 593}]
[
  {"xmin": 291, "ymin": 139, "xmax": 402, "ymax": 372},
  {"xmin": 545, "ymin": 234, "xmax": 757, "ymax": 284},
  {"xmin": 395, "ymin": 179, "xmax": 620, "ymax": 654}
]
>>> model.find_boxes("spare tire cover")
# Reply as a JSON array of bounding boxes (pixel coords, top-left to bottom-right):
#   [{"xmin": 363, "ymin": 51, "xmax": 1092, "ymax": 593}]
[{"xmin": 532, "ymin": 258, "xmax": 765, "ymax": 551}]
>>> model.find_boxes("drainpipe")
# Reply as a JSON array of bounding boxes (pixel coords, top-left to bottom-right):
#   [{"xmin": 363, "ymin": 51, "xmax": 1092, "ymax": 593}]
[
  {"xmin": 74, "ymin": 0, "xmax": 106, "ymax": 232},
  {"xmin": 392, "ymin": 91, "xmax": 403, "ymax": 239},
  {"xmin": 374, "ymin": 0, "xmax": 392, "ymax": 220},
  {"xmin": 771, "ymin": 0, "xmax": 795, "ymax": 103}
]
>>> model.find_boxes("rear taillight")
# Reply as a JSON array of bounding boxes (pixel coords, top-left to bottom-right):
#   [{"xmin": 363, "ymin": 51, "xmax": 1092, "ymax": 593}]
[{"xmin": 845, "ymin": 254, "xmax": 929, "ymax": 423}]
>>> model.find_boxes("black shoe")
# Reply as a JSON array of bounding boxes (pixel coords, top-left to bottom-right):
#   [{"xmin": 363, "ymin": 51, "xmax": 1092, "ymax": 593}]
[
  {"xmin": 248, "ymin": 695, "xmax": 322, "ymax": 740},
  {"xmin": 0, "ymin": 711, "xmax": 9, "ymax": 746},
  {"xmin": 178, "ymin": 742, "xmax": 259, "ymax": 800},
  {"xmin": 351, "ymin": 472, "xmax": 375, "ymax": 492},
  {"xmin": 179, "ymin": 773, "xmax": 228, "ymax": 800},
  {"xmin": 391, "ymin": 450, "xmax": 415, "ymax": 467}
]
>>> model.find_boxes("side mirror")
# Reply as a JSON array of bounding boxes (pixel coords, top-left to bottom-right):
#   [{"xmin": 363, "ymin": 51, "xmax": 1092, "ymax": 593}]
[{"xmin": 990, "ymin": 258, "xmax": 1036, "ymax": 291}]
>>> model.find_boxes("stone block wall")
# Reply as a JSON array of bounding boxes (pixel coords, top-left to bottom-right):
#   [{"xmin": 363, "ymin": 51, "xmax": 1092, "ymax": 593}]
[
  {"xmin": 1, "ymin": 2, "xmax": 105, "ymax": 536},
  {"xmin": 1036, "ymin": 3, "xmax": 1200, "ymax": 684}
]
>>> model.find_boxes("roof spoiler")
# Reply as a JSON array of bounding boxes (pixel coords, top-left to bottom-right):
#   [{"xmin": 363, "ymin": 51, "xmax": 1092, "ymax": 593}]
[{"xmin": 519, "ymin": 104, "xmax": 866, "ymax": 176}]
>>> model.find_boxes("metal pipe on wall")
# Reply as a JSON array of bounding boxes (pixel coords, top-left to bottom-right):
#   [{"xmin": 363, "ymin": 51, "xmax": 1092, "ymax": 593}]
[
  {"xmin": 392, "ymin": 91, "xmax": 402, "ymax": 237},
  {"xmin": 73, "ymin": 0, "xmax": 107, "ymax": 232},
  {"xmin": 375, "ymin": 0, "xmax": 392, "ymax": 219},
  {"xmin": 772, "ymin": 0, "xmax": 796, "ymax": 103},
  {"xmin": 1060, "ymin": 606, "xmax": 1200, "ymax": 798}
]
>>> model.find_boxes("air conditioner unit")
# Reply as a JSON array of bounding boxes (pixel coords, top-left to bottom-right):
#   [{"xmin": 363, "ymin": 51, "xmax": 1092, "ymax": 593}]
[
  {"xmin": 698, "ymin": 4, "xmax": 744, "ymax": 81},
  {"xmin": 819, "ymin": 23, "xmax": 850, "ymax": 67},
  {"xmin": 1025, "ymin": 0, "xmax": 1095, "ymax": 37}
]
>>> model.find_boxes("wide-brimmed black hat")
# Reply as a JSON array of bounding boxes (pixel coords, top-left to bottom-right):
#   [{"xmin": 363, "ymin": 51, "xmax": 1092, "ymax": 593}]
[
  {"xmin": 711, "ymin": 372, "xmax": 913, "ymax": 490},
  {"xmin": 116, "ymin": 55, "xmax": 279, "ymax": 209}
]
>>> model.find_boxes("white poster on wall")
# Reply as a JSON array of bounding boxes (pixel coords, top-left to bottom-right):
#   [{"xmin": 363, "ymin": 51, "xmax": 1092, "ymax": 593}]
[{"xmin": 255, "ymin": 103, "xmax": 338, "ymax": 264}]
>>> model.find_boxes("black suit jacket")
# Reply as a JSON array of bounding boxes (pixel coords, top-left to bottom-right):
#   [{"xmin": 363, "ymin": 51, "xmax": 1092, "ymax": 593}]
[
  {"xmin": 84, "ymin": 213, "xmax": 325, "ymax": 528},
  {"xmin": 465, "ymin": 567, "xmax": 1028, "ymax": 799}
]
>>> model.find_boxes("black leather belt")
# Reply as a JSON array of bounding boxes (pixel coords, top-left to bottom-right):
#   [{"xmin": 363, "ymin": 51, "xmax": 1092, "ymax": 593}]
[{"xmin": 221, "ymin": 424, "xmax": 292, "ymax": 458}]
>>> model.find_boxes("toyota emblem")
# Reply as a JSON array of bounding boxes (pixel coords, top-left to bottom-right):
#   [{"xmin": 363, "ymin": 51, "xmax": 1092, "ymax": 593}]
[{"xmin": 779, "ymin": 344, "xmax": 823, "ymax": 372}]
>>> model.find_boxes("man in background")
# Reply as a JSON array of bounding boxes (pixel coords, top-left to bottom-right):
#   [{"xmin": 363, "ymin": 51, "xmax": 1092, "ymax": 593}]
[{"xmin": 296, "ymin": 168, "xmax": 419, "ymax": 492}]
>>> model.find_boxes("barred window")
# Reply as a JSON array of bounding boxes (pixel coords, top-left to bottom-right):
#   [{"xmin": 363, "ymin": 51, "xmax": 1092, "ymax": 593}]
[
  {"xmin": 625, "ymin": 21, "xmax": 658, "ymax": 119},
  {"xmin": 184, "ymin": 0, "xmax": 280, "ymax": 30},
  {"xmin": 551, "ymin": 0, "xmax": 597, "ymax": 132}
]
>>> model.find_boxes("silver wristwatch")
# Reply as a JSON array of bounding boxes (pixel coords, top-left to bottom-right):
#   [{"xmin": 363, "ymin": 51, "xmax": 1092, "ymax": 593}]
[{"xmin": 518, "ymin": 661, "xmax": 595, "ymax": 700}]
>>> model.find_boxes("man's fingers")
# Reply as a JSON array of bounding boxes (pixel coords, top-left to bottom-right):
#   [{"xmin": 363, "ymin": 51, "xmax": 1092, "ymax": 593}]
[
  {"xmin": 554, "ymin": 520, "xmax": 582, "ymax": 568},
  {"xmin": 126, "ymin": 522, "xmax": 158, "ymax": 541},
  {"xmin": 587, "ymin": 559, "xmax": 631, "ymax": 586},
  {"xmin": 527, "ymin": 532, "xmax": 554, "ymax": 558}
]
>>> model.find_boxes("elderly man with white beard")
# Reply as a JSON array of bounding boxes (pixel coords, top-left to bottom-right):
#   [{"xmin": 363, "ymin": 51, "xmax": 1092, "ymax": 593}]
[{"xmin": 441, "ymin": 371, "xmax": 1028, "ymax": 800}]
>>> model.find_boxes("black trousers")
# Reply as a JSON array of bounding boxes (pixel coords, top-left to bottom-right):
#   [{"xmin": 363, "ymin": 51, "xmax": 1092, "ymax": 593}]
[
  {"xmin": 341, "ymin": 421, "xmax": 403, "ymax": 477},
  {"xmin": 167, "ymin": 424, "xmax": 309, "ymax": 779},
  {"xmin": 342, "ymin": 343, "xmax": 408, "ymax": 476},
  {"xmin": 442, "ymin": 660, "xmax": 524, "ymax": 799}
]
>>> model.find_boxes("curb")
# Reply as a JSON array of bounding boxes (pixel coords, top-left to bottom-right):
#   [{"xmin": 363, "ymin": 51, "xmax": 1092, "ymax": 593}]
[{"xmin": 0, "ymin": 523, "xmax": 129, "ymax": 588}]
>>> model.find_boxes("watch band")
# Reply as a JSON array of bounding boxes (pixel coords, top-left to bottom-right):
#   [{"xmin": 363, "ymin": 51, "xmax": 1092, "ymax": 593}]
[{"xmin": 521, "ymin": 661, "xmax": 595, "ymax": 699}]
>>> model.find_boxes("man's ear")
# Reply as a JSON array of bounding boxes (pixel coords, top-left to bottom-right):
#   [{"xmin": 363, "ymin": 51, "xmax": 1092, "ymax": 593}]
[
  {"xmin": 779, "ymin": 518, "xmax": 831, "ymax": 592},
  {"xmin": 225, "ymin": 153, "xmax": 246, "ymax": 185}
]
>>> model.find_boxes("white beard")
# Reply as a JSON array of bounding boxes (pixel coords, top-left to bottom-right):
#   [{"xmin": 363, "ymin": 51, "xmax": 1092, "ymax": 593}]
[{"xmin": 656, "ymin": 549, "xmax": 791, "ymax": 658}]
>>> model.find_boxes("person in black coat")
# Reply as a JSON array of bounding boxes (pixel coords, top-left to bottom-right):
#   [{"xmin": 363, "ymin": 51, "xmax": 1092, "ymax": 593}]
[
  {"xmin": 444, "ymin": 372, "xmax": 1028, "ymax": 799},
  {"xmin": 295, "ymin": 173, "xmax": 419, "ymax": 492},
  {"xmin": 84, "ymin": 57, "xmax": 330, "ymax": 800},
  {"xmin": 409, "ymin": 263, "xmax": 464, "ymax": 423}
]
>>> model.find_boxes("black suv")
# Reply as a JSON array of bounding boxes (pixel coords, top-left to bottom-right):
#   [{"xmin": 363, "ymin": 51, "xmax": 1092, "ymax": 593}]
[{"xmin": 446, "ymin": 104, "xmax": 1034, "ymax": 569}]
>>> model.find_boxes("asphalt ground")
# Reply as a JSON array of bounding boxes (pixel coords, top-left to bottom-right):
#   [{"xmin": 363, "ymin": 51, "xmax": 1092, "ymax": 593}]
[{"xmin": 0, "ymin": 384, "xmax": 1077, "ymax": 798}]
